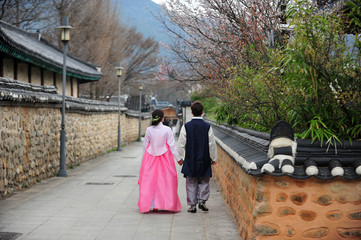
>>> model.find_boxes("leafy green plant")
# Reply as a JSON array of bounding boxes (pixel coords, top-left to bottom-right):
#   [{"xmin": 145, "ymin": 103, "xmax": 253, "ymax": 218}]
[
  {"xmin": 191, "ymin": 90, "xmax": 220, "ymax": 120},
  {"xmin": 348, "ymin": 124, "xmax": 361, "ymax": 140},
  {"xmin": 343, "ymin": 0, "xmax": 361, "ymax": 35},
  {"xmin": 281, "ymin": 0, "xmax": 361, "ymax": 142},
  {"xmin": 298, "ymin": 115, "xmax": 341, "ymax": 147}
]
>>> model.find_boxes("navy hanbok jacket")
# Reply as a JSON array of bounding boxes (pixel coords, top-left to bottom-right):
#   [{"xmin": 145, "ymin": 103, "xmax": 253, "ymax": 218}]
[{"xmin": 177, "ymin": 118, "xmax": 217, "ymax": 178}]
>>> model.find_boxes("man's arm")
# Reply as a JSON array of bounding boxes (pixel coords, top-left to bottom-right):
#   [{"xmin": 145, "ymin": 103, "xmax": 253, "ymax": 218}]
[
  {"xmin": 177, "ymin": 125, "xmax": 187, "ymax": 165},
  {"xmin": 166, "ymin": 128, "xmax": 181, "ymax": 161},
  {"xmin": 209, "ymin": 127, "xmax": 217, "ymax": 163}
]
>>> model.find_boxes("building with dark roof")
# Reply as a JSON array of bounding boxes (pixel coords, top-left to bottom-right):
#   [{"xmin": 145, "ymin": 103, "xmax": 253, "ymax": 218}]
[{"xmin": 0, "ymin": 20, "xmax": 102, "ymax": 98}]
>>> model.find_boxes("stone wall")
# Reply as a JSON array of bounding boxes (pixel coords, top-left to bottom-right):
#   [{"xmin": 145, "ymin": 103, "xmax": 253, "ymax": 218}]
[
  {"xmin": 0, "ymin": 104, "xmax": 150, "ymax": 197},
  {"xmin": 124, "ymin": 111, "xmax": 150, "ymax": 142},
  {"xmin": 213, "ymin": 144, "xmax": 361, "ymax": 239},
  {"xmin": 212, "ymin": 145, "xmax": 257, "ymax": 239}
]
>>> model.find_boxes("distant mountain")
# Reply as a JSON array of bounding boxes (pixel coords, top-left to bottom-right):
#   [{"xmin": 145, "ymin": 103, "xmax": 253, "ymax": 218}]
[{"xmin": 116, "ymin": 0, "xmax": 171, "ymax": 57}]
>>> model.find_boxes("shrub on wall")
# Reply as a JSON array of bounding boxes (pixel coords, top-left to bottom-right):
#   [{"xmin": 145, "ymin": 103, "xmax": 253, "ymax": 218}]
[
  {"xmin": 281, "ymin": 0, "xmax": 361, "ymax": 142},
  {"xmin": 207, "ymin": 0, "xmax": 361, "ymax": 144}
]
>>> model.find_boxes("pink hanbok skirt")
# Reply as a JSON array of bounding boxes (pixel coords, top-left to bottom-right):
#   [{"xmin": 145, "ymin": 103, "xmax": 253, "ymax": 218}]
[{"xmin": 138, "ymin": 145, "xmax": 182, "ymax": 213}]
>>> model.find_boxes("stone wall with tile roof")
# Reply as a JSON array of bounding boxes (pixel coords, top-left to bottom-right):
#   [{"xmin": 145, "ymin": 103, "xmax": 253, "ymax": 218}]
[
  {"xmin": 0, "ymin": 78, "xmax": 151, "ymax": 197},
  {"xmin": 209, "ymin": 121, "xmax": 361, "ymax": 180},
  {"xmin": 210, "ymin": 120, "xmax": 361, "ymax": 239}
]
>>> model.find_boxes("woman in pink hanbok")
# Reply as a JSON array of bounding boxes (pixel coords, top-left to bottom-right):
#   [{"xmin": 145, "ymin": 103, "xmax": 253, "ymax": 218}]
[{"xmin": 138, "ymin": 109, "xmax": 182, "ymax": 213}]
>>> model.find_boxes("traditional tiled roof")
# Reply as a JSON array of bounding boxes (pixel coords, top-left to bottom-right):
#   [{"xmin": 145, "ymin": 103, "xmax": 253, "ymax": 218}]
[
  {"xmin": 0, "ymin": 78, "xmax": 125, "ymax": 113},
  {"xmin": 177, "ymin": 100, "xmax": 193, "ymax": 107},
  {"xmin": 155, "ymin": 104, "xmax": 176, "ymax": 110},
  {"xmin": 209, "ymin": 121, "xmax": 361, "ymax": 180},
  {"xmin": 0, "ymin": 20, "xmax": 102, "ymax": 82}
]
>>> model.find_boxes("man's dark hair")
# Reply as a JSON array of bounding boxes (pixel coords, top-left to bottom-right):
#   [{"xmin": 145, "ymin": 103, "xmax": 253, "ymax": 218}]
[
  {"xmin": 151, "ymin": 109, "xmax": 164, "ymax": 126},
  {"xmin": 191, "ymin": 101, "xmax": 203, "ymax": 117}
]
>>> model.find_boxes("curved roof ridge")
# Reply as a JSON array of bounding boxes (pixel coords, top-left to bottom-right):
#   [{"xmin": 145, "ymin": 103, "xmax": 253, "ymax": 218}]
[{"xmin": 0, "ymin": 20, "xmax": 102, "ymax": 81}]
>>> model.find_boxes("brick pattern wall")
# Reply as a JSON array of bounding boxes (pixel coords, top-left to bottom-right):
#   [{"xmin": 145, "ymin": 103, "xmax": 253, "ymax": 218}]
[
  {"xmin": 0, "ymin": 105, "xmax": 150, "ymax": 197},
  {"xmin": 213, "ymin": 144, "xmax": 361, "ymax": 239},
  {"xmin": 213, "ymin": 145, "xmax": 258, "ymax": 240}
]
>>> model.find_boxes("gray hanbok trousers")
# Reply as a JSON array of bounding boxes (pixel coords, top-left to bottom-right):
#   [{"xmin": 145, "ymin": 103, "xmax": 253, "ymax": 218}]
[{"xmin": 186, "ymin": 177, "xmax": 210, "ymax": 206}]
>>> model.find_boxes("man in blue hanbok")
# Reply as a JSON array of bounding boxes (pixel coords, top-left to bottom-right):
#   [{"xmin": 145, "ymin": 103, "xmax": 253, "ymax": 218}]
[{"xmin": 177, "ymin": 101, "xmax": 217, "ymax": 213}]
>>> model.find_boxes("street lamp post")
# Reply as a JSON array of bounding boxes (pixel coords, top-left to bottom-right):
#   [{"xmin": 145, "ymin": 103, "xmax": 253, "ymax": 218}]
[
  {"xmin": 57, "ymin": 17, "xmax": 73, "ymax": 177},
  {"xmin": 115, "ymin": 63, "xmax": 124, "ymax": 151},
  {"xmin": 138, "ymin": 81, "xmax": 143, "ymax": 142}
]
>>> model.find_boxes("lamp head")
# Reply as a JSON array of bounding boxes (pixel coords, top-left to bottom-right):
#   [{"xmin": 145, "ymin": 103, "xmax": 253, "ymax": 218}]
[
  {"xmin": 115, "ymin": 62, "xmax": 124, "ymax": 77},
  {"xmin": 57, "ymin": 16, "xmax": 73, "ymax": 42}
]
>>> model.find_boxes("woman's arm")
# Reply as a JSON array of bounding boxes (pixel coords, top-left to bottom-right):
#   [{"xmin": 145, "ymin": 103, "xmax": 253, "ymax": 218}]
[
  {"xmin": 142, "ymin": 128, "xmax": 150, "ymax": 156},
  {"xmin": 166, "ymin": 128, "xmax": 181, "ymax": 161}
]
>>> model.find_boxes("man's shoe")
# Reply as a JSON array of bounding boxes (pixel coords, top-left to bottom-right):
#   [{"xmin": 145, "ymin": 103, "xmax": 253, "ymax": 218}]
[
  {"xmin": 198, "ymin": 202, "xmax": 209, "ymax": 212},
  {"xmin": 187, "ymin": 205, "xmax": 197, "ymax": 213}
]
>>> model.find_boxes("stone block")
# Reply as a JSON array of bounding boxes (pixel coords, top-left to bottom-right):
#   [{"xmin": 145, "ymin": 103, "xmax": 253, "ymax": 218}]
[
  {"xmin": 303, "ymin": 227, "xmax": 329, "ymax": 237},
  {"xmin": 5, "ymin": 138, "xmax": 14, "ymax": 151},
  {"xmin": 254, "ymin": 203, "xmax": 272, "ymax": 217},
  {"xmin": 255, "ymin": 222, "xmax": 280, "ymax": 236},
  {"xmin": 255, "ymin": 192, "xmax": 266, "ymax": 202},
  {"xmin": 256, "ymin": 178, "xmax": 269, "ymax": 190},
  {"xmin": 326, "ymin": 210, "xmax": 342, "ymax": 221},
  {"xmin": 313, "ymin": 194, "xmax": 333, "ymax": 206},
  {"xmin": 290, "ymin": 192, "xmax": 307, "ymax": 206},
  {"xmin": 276, "ymin": 192, "xmax": 288, "ymax": 202},
  {"xmin": 337, "ymin": 227, "xmax": 361, "ymax": 238},
  {"xmin": 348, "ymin": 211, "xmax": 361, "ymax": 220},
  {"xmin": 285, "ymin": 225, "xmax": 296, "ymax": 237},
  {"xmin": 274, "ymin": 179, "xmax": 290, "ymax": 188},
  {"xmin": 337, "ymin": 194, "xmax": 348, "ymax": 203},
  {"xmin": 277, "ymin": 207, "xmax": 296, "ymax": 217},
  {"xmin": 299, "ymin": 210, "xmax": 317, "ymax": 221},
  {"xmin": 331, "ymin": 183, "xmax": 345, "ymax": 193}
]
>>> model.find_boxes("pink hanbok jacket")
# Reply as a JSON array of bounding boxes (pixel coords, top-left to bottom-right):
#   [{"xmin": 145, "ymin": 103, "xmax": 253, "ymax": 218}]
[{"xmin": 142, "ymin": 122, "xmax": 180, "ymax": 160}]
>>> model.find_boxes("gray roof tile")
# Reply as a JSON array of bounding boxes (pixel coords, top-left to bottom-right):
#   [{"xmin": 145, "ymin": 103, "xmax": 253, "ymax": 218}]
[
  {"xmin": 0, "ymin": 20, "xmax": 102, "ymax": 81},
  {"xmin": 208, "ymin": 120, "xmax": 361, "ymax": 180}
]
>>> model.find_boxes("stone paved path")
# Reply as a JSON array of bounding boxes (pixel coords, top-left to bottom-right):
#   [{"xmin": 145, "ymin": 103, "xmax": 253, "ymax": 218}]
[{"xmin": 0, "ymin": 141, "xmax": 241, "ymax": 240}]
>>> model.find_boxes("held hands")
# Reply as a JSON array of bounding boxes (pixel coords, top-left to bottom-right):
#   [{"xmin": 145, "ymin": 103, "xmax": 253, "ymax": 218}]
[{"xmin": 177, "ymin": 159, "xmax": 215, "ymax": 166}]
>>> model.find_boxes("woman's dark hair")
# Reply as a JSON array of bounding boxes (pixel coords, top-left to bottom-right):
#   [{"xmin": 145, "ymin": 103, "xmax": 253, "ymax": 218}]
[
  {"xmin": 151, "ymin": 109, "xmax": 164, "ymax": 126},
  {"xmin": 191, "ymin": 101, "xmax": 203, "ymax": 117}
]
